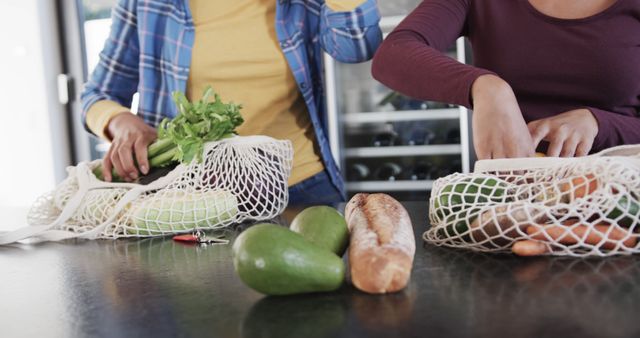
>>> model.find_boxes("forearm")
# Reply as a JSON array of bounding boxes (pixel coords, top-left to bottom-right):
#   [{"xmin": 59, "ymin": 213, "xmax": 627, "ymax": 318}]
[
  {"xmin": 372, "ymin": 30, "xmax": 494, "ymax": 108},
  {"xmin": 588, "ymin": 107, "xmax": 640, "ymax": 151}
]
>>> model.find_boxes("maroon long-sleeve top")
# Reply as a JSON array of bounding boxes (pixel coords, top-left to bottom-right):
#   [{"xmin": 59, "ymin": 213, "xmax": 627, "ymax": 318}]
[{"xmin": 372, "ymin": 0, "xmax": 640, "ymax": 152}]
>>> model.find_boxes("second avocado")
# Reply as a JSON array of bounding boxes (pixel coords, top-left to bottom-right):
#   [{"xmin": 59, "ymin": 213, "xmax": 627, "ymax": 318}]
[{"xmin": 290, "ymin": 206, "xmax": 349, "ymax": 256}]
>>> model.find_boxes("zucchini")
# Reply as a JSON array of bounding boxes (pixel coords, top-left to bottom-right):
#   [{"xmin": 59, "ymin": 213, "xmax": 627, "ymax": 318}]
[{"xmin": 128, "ymin": 190, "xmax": 238, "ymax": 235}]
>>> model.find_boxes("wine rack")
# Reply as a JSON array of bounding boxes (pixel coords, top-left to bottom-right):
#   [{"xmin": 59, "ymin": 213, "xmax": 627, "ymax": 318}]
[{"xmin": 324, "ymin": 7, "xmax": 472, "ymax": 201}]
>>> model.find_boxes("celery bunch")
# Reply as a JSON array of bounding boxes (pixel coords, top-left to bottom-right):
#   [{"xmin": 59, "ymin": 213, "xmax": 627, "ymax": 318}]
[{"xmin": 94, "ymin": 87, "xmax": 244, "ymax": 181}]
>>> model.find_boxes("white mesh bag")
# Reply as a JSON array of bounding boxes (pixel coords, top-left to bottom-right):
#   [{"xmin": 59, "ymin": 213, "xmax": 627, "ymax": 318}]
[
  {"xmin": 0, "ymin": 136, "xmax": 292, "ymax": 245},
  {"xmin": 425, "ymin": 145, "xmax": 640, "ymax": 257}
]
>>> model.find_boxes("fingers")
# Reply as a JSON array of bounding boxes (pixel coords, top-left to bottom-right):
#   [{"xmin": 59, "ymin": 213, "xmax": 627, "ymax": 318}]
[
  {"xmin": 476, "ymin": 150, "xmax": 491, "ymax": 160},
  {"xmin": 108, "ymin": 140, "xmax": 141, "ymax": 181},
  {"xmin": 529, "ymin": 115, "xmax": 597, "ymax": 158},
  {"xmin": 559, "ymin": 135, "xmax": 580, "ymax": 158},
  {"xmin": 134, "ymin": 137, "xmax": 150, "ymax": 175},
  {"xmin": 575, "ymin": 139, "xmax": 593, "ymax": 157},
  {"xmin": 109, "ymin": 142, "xmax": 128, "ymax": 181},
  {"xmin": 118, "ymin": 140, "xmax": 139, "ymax": 180},
  {"xmin": 103, "ymin": 113, "xmax": 157, "ymax": 182},
  {"xmin": 102, "ymin": 147, "xmax": 114, "ymax": 182},
  {"xmin": 473, "ymin": 140, "xmax": 491, "ymax": 160},
  {"xmin": 544, "ymin": 124, "xmax": 572, "ymax": 157},
  {"xmin": 491, "ymin": 144, "xmax": 505, "ymax": 159},
  {"xmin": 528, "ymin": 121, "xmax": 548, "ymax": 149},
  {"xmin": 105, "ymin": 133, "xmax": 156, "ymax": 181}
]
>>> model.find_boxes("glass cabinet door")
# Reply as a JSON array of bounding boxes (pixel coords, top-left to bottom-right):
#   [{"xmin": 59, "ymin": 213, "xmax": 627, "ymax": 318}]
[{"xmin": 324, "ymin": 5, "xmax": 471, "ymax": 201}]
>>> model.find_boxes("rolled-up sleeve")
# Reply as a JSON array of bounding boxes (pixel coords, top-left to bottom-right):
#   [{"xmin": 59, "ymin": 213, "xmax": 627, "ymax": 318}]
[
  {"xmin": 319, "ymin": 0, "xmax": 382, "ymax": 63},
  {"xmin": 80, "ymin": 0, "xmax": 140, "ymax": 136}
]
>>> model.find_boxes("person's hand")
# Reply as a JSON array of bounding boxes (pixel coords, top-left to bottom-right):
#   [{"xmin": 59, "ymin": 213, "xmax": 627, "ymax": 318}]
[
  {"xmin": 527, "ymin": 109, "xmax": 599, "ymax": 157},
  {"xmin": 471, "ymin": 74, "xmax": 535, "ymax": 159},
  {"xmin": 103, "ymin": 112, "xmax": 157, "ymax": 182}
]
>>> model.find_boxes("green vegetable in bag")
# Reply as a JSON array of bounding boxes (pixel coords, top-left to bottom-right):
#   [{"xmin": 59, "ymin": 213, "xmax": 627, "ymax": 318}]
[
  {"xmin": 433, "ymin": 176, "xmax": 512, "ymax": 218},
  {"xmin": 127, "ymin": 190, "xmax": 238, "ymax": 235},
  {"xmin": 606, "ymin": 195, "xmax": 640, "ymax": 228}
]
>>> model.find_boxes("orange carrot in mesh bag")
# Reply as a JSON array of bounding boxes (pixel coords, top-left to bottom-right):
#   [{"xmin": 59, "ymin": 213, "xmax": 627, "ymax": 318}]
[
  {"xmin": 558, "ymin": 173, "xmax": 598, "ymax": 201},
  {"xmin": 512, "ymin": 240, "xmax": 548, "ymax": 256},
  {"xmin": 513, "ymin": 219, "xmax": 638, "ymax": 256},
  {"xmin": 526, "ymin": 220, "xmax": 637, "ymax": 250}
]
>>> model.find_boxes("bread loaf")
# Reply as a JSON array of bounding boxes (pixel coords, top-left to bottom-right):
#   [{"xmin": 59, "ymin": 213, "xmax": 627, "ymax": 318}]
[{"xmin": 345, "ymin": 193, "xmax": 415, "ymax": 294}]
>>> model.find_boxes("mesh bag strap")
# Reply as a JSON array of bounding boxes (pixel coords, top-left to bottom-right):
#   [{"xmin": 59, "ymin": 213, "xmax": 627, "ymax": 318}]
[{"xmin": 0, "ymin": 163, "xmax": 185, "ymax": 245}]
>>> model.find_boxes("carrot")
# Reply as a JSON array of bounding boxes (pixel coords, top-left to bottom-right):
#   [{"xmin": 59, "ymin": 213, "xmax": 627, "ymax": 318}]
[
  {"xmin": 512, "ymin": 240, "xmax": 548, "ymax": 256},
  {"xmin": 526, "ymin": 219, "xmax": 637, "ymax": 250},
  {"xmin": 558, "ymin": 173, "xmax": 598, "ymax": 201}
]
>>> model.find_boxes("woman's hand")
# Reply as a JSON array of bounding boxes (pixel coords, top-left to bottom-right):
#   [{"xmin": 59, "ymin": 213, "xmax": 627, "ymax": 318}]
[
  {"xmin": 103, "ymin": 112, "xmax": 157, "ymax": 182},
  {"xmin": 471, "ymin": 75, "xmax": 535, "ymax": 159},
  {"xmin": 527, "ymin": 109, "xmax": 599, "ymax": 157}
]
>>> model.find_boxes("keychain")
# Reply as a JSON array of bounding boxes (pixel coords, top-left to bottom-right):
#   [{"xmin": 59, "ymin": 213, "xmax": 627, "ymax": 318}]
[{"xmin": 173, "ymin": 230, "xmax": 229, "ymax": 245}]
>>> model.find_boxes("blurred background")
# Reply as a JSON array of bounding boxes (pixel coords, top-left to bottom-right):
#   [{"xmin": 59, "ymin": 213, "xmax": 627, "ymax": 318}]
[
  {"xmin": 0, "ymin": 0, "xmax": 474, "ymax": 210},
  {"xmin": 0, "ymin": 0, "xmax": 123, "ymax": 209}
]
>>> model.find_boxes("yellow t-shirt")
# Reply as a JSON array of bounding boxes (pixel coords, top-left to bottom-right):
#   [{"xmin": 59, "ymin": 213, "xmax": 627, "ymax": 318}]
[
  {"xmin": 187, "ymin": 0, "xmax": 326, "ymax": 186},
  {"xmin": 85, "ymin": 0, "xmax": 364, "ymax": 186}
]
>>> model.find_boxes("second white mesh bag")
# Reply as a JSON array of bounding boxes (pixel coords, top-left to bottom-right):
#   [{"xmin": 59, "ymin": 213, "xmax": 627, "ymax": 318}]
[
  {"xmin": 0, "ymin": 135, "xmax": 293, "ymax": 244},
  {"xmin": 425, "ymin": 145, "xmax": 640, "ymax": 257}
]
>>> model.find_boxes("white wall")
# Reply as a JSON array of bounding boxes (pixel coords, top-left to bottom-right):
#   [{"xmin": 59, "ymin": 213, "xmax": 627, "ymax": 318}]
[{"xmin": 0, "ymin": 0, "xmax": 61, "ymax": 207}]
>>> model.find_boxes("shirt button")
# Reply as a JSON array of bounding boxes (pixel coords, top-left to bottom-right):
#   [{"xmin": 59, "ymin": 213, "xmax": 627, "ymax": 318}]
[{"xmin": 301, "ymin": 82, "xmax": 308, "ymax": 89}]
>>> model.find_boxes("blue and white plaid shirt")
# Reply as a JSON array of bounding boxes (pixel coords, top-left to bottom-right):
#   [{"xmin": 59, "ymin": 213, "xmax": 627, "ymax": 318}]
[{"xmin": 81, "ymin": 0, "xmax": 382, "ymax": 197}]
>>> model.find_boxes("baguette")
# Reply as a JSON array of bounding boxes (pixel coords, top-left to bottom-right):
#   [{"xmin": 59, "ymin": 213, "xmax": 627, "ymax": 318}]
[{"xmin": 345, "ymin": 193, "xmax": 415, "ymax": 294}]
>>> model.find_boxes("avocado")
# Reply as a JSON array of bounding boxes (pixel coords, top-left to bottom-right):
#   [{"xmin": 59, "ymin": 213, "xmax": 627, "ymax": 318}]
[
  {"xmin": 290, "ymin": 206, "xmax": 349, "ymax": 256},
  {"xmin": 232, "ymin": 223, "xmax": 345, "ymax": 295}
]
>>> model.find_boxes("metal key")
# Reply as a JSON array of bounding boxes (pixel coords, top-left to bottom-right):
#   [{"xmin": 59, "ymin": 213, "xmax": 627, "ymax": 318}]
[{"xmin": 172, "ymin": 231, "xmax": 228, "ymax": 245}]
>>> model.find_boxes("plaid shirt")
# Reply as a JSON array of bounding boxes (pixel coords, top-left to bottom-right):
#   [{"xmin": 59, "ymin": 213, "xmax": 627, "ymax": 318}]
[{"xmin": 81, "ymin": 0, "xmax": 382, "ymax": 197}]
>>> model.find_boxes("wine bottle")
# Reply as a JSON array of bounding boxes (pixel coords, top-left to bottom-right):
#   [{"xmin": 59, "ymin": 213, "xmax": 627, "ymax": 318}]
[
  {"xmin": 374, "ymin": 162, "xmax": 403, "ymax": 181},
  {"xmin": 371, "ymin": 131, "xmax": 399, "ymax": 147},
  {"xmin": 407, "ymin": 128, "xmax": 436, "ymax": 146},
  {"xmin": 405, "ymin": 162, "xmax": 432, "ymax": 181},
  {"xmin": 347, "ymin": 163, "xmax": 370, "ymax": 182}
]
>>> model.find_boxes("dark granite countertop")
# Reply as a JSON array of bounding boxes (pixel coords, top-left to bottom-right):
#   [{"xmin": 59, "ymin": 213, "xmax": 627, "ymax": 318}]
[{"xmin": 2, "ymin": 202, "xmax": 640, "ymax": 338}]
